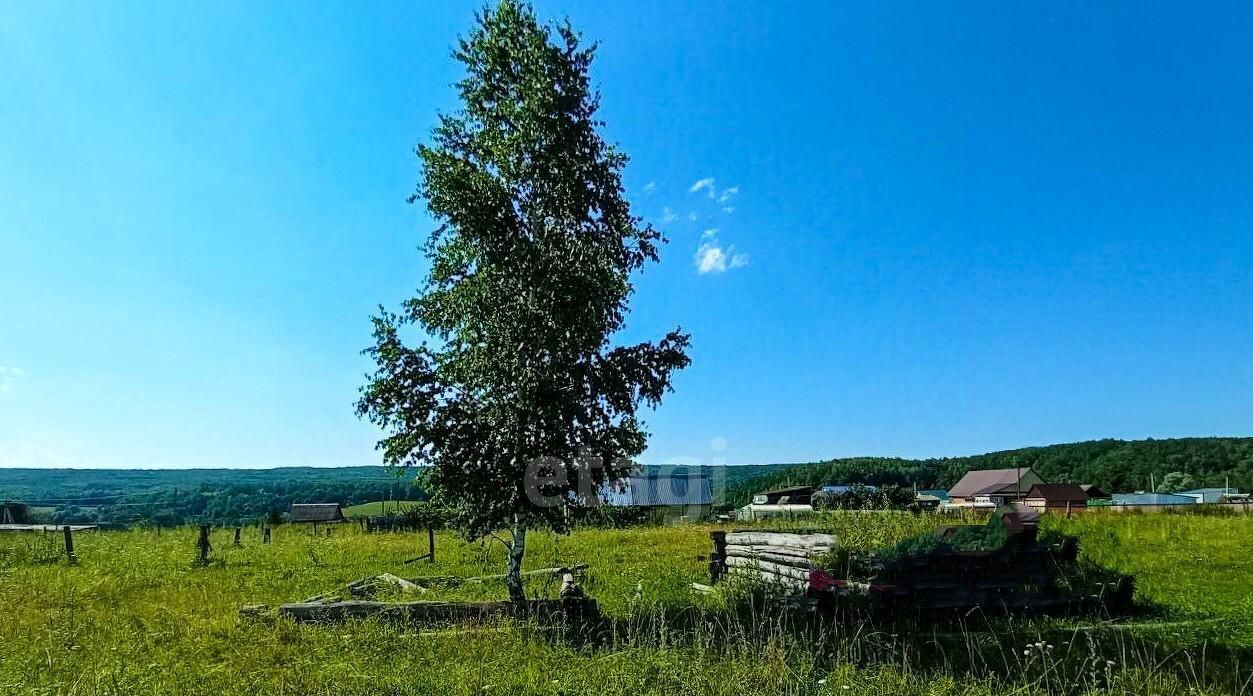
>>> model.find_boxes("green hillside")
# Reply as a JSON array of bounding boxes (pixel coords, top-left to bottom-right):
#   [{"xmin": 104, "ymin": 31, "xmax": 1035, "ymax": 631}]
[
  {"xmin": 728, "ymin": 437, "xmax": 1253, "ymax": 506},
  {"xmin": 6, "ymin": 438, "xmax": 1250, "ymax": 525},
  {"xmin": 0, "ymin": 463, "xmax": 793, "ymax": 528}
]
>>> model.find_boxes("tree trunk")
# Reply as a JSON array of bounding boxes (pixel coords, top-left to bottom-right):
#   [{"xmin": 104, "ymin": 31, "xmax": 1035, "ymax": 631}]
[{"xmin": 505, "ymin": 516, "xmax": 528, "ymax": 605}]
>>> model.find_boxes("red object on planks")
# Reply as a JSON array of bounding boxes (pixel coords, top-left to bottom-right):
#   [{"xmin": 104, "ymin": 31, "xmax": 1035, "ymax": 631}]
[{"xmin": 808, "ymin": 568, "xmax": 845, "ymax": 593}]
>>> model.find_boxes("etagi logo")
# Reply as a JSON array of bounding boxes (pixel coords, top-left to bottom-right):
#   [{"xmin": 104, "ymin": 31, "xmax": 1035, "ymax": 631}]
[{"xmin": 521, "ymin": 438, "xmax": 731, "ymax": 510}]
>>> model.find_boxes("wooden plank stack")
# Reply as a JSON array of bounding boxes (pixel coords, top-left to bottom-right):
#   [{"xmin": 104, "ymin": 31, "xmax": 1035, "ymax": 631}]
[
  {"xmin": 706, "ymin": 525, "xmax": 1135, "ymax": 617},
  {"xmin": 709, "ymin": 530, "xmax": 835, "ymax": 591}
]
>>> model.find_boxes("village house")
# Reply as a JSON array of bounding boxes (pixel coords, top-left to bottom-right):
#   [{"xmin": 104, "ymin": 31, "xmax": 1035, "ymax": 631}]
[
  {"xmin": 1023, "ymin": 483, "xmax": 1089, "ymax": 513},
  {"xmin": 946, "ymin": 467, "xmax": 1047, "ymax": 508}
]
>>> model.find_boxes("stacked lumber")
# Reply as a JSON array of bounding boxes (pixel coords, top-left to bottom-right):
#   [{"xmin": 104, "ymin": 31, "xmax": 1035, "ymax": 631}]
[{"xmin": 709, "ymin": 530, "xmax": 835, "ymax": 591}]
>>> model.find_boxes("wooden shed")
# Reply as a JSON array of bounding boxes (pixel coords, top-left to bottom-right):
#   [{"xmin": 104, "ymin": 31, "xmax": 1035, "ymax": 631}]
[{"xmin": 289, "ymin": 503, "xmax": 346, "ymax": 526}]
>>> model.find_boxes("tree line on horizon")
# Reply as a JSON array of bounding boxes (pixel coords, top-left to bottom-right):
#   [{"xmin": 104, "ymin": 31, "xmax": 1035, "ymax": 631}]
[{"xmin": 726, "ymin": 437, "xmax": 1253, "ymax": 506}]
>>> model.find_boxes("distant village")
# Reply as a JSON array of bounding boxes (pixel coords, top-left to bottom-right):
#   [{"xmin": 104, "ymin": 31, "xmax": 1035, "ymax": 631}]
[{"xmin": 737, "ymin": 466, "xmax": 1250, "ymax": 520}]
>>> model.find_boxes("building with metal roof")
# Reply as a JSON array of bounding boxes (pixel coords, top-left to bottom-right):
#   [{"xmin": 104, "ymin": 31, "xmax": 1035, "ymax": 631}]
[
  {"xmin": 1179, "ymin": 487, "xmax": 1240, "ymax": 504},
  {"xmin": 1110, "ymin": 492, "xmax": 1196, "ymax": 507},
  {"xmin": 612, "ymin": 468, "xmax": 713, "ymax": 522}
]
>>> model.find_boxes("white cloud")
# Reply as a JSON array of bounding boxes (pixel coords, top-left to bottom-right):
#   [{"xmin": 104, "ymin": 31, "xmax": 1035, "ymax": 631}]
[
  {"xmin": 0, "ymin": 367, "xmax": 24, "ymax": 393},
  {"xmin": 661, "ymin": 207, "xmax": 677, "ymax": 224},
  {"xmin": 721, "ymin": 206, "xmax": 736, "ymax": 214},
  {"xmin": 693, "ymin": 233, "xmax": 749, "ymax": 275},
  {"xmin": 689, "ymin": 177, "xmax": 716, "ymax": 197},
  {"xmin": 642, "ymin": 181, "xmax": 656, "ymax": 195},
  {"xmin": 717, "ymin": 186, "xmax": 739, "ymax": 204},
  {"xmin": 688, "ymin": 211, "xmax": 698, "ymax": 221}
]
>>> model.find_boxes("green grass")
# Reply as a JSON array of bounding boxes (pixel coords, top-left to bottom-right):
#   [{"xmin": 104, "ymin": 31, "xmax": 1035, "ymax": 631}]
[
  {"xmin": 1, "ymin": 512, "xmax": 1250, "ymax": 695},
  {"xmin": 341, "ymin": 500, "xmax": 420, "ymax": 517}
]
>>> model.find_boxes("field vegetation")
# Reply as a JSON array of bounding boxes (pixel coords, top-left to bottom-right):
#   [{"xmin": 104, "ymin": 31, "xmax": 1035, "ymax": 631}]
[{"xmin": 2, "ymin": 510, "xmax": 1251, "ymax": 695}]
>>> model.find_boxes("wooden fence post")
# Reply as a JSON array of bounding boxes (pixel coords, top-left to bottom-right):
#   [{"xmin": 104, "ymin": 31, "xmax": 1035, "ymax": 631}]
[
  {"xmin": 234, "ymin": 527, "xmax": 242, "ymax": 545},
  {"xmin": 198, "ymin": 524, "xmax": 211, "ymax": 564},
  {"xmin": 708, "ymin": 531, "xmax": 727, "ymax": 583},
  {"xmin": 62, "ymin": 525, "xmax": 77, "ymax": 564},
  {"xmin": 428, "ymin": 527, "xmax": 436, "ymax": 564},
  {"xmin": 263, "ymin": 526, "xmax": 271, "ymax": 544}
]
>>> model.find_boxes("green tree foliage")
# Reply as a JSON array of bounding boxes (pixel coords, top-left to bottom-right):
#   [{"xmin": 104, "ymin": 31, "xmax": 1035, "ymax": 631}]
[
  {"xmin": 356, "ymin": 0, "xmax": 689, "ymax": 603},
  {"xmin": 810, "ymin": 484, "xmax": 915, "ymax": 511},
  {"xmin": 0, "ymin": 468, "xmax": 427, "ymax": 528},
  {"xmin": 1158, "ymin": 471, "xmax": 1196, "ymax": 493}
]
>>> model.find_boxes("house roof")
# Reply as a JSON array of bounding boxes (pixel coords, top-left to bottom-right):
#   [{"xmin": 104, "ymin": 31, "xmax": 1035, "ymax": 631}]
[
  {"xmin": 289, "ymin": 503, "xmax": 346, "ymax": 523},
  {"xmin": 1025, "ymin": 483, "xmax": 1088, "ymax": 503},
  {"xmin": 627, "ymin": 470, "xmax": 713, "ymax": 506},
  {"xmin": 948, "ymin": 468, "xmax": 1040, "ymax": 498},
  {"xmin": 1111, "ymin": 493, "xmax": 1196, "ymax": 506},
  {"xmin": 1079, "ymin": 484, "xmax": 1110, "ymax": 498}
]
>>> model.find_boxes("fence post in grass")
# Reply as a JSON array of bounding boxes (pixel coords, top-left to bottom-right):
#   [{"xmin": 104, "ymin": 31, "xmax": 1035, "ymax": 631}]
[
  {"xmin": 708, "ymin": 531, "xmax": 727, "ymax": 583},
  {"xmin": 234, "ymin": 527, "xmax": 242, "ymax": 545},
  {"xmin": 198, "ymin": 524, "xmax": 211, "ymax": 564},
  {"xmin": 62, "ymin": 525, "xmax": 77, "ymax": 564},
  {"xmin": 263, "ymin": 526, "xmax": 271, "ymax": 544},
  {"xmin": 428, "ymin": 527, "xmax": 436, "ymax": 564}
]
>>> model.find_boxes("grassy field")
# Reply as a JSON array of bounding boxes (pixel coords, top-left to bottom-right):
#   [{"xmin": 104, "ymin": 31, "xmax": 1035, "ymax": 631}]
[
  {"xmin": 341, "ymin": 500, "xmax": 421, "ymax": 517},
  {"xmin": 1, "ymin": 512, "xmax": 1251, "ymax": 695}
]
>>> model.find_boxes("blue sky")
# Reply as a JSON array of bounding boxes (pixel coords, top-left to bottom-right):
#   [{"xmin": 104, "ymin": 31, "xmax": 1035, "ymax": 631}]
[{"xmin": 2, "ymin": 1, "xmax": 1252, "ymax": 469}]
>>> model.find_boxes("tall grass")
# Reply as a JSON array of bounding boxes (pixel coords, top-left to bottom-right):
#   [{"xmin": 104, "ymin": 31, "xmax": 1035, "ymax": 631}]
[{"xmin": 1, "ymin": 514, "xmax": 1249, "ymax": 695}]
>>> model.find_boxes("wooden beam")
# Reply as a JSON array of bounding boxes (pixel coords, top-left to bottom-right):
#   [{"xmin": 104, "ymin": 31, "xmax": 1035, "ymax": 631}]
[
  {"xmin": 725, "ymin": 555, "xmax": 812, "ymax": 581},
  {"xmin": 277, "ymin": 598, "xmax": 598, "ymax": 624},
  {"xmin": 724, "ymin": 532, "xmax": 835, "ymax": 549},
  {"xmin": 724, "ymin": 548, "xmax": 815, "ymax": 568}
]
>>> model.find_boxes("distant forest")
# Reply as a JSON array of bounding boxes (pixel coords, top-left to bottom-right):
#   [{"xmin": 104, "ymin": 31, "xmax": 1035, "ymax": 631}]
[
  {"xmin": 4, "ymin": 438, "xmax": 1250, "ymax": 526},
  {"xmin": 0, "ymin": 467, "xmax": 426, "ymax": 527},
  {"xmin": 0, "ymin": 463, "xmax": 784, "ymax": 528},
  {"xmin": 727, "ymin": 437, "xmax": 1253, "ymax": 506}
]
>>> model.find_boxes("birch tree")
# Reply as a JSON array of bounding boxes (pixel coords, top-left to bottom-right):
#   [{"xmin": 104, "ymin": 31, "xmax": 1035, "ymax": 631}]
[{"xmin": 357, "ymin": 0, "xmax": 690, "ymax": 604}]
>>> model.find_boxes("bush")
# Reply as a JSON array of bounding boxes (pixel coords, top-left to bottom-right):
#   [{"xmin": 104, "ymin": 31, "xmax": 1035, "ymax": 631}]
[
  {"xmin": 570, "ymin": 505, "xmax": 659, "ymax": 529},
  {"xmin": 812, "ymin": 485, "xmax": 916, "ymax": 511},
  {"xmin": 398, "ymin": 501, "xmax": 452, "ymax": 530}
]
